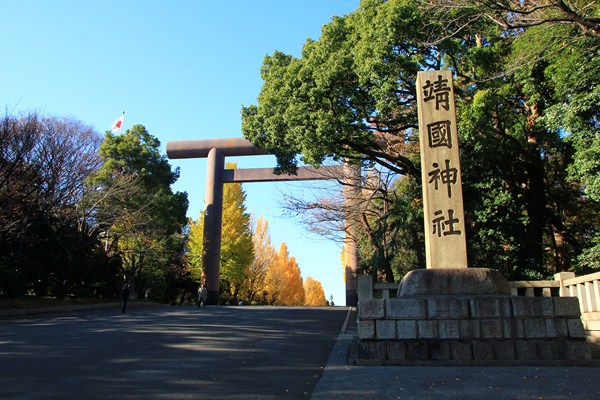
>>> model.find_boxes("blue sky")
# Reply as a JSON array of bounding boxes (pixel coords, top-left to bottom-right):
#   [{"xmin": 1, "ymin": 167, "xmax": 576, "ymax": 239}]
[{"xmin": 1, "ymin": 0, "xmax": 361, "ymax": 305}]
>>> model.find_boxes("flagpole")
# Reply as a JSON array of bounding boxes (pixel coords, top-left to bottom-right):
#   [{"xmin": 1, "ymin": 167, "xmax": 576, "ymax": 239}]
[{"xmin": 121, "ymin": 111, "xmax": 125, "ymax": 134}]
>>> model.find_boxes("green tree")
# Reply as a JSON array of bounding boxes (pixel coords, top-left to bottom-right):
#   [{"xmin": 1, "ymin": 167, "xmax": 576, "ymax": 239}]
[
  {"xmin": 453, "ymin": 6, "xmax": 600, "ymax": 275},
  {"xmin": 540, "ymin": 28, "xmax": 600, "ymax": 271},
  {"xmin": 242, "ymin": 0, "xmax": 599, "ymax": 279},
  {"xmin": 241, "ymin": 0, "xmax": 433, "ymax": 177},
  {"xmin": 240, "ymin": 0, "xmax": 452, "ymax": 284},
  {"xmin": 91, "ymin": 124, "xmax": 188, "ymax": 300},
  {"xmin": 242, "ymin": 0, "xmax": 447, "ymax": 283},
  {"xmin": 420, "ymin": 0, "xmax": 600, "ymax": 274},
  {"xmin": 424, "ymin": 0, "xmax": 599, "ymax": 40}
]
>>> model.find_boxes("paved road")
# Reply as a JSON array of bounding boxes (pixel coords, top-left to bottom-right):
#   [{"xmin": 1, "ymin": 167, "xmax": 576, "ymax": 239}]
[
  {"xmin": 0, "ymin": 305, "xmax": 348, "ymax": 399},
  {"xmin": 2, "ymin": 305, "xmax": 599, "ymax": 400}
]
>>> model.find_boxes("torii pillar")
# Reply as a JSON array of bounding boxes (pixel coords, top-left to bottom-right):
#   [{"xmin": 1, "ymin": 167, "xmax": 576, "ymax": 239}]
[
  {"xmin": 167, "ymin": 138, "xmax": 360, "ymax": 306},
  {"xmin": 203, "ymin": 148, "xmax": 225, "ymax": 303}
]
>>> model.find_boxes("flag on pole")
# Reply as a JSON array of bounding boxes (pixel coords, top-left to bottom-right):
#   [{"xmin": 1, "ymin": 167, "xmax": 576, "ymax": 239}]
[{"xmin": 111, "ymin": 113, "xmax": 124, "ymax": 133}]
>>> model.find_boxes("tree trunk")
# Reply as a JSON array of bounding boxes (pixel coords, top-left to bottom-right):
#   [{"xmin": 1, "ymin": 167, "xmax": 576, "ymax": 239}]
[
  {"xmin": 410, "ymin": 226, "xmax": 426, "ymax": 269},
  {"xmin": 523, "ymin": 157, "xmax": 546, "ymax": 269}
]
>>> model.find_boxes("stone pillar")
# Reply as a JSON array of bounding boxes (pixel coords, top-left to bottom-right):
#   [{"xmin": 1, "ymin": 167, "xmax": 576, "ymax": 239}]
[
  {"xmin": 416, "ymin": 70, "xmax": 468, "ymax": 269},
  {"xmin": 344, "ymin": 164, "xmax": 361, "ymax": 306},
  {"xmin": 203, "ymin": 148, "xmax": 225, "ymax": 305},
  {"xmin": 357, "ymin": 275, "xmax": 374, "ymax": 302},
  {"xmin": 554, "ymin": 271, "xmax": 575, "ymax": 297}
]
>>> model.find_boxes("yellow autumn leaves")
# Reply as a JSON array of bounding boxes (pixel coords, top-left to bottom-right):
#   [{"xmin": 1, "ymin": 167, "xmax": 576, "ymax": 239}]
[{"xmin": 187, "ymin": 163, "xmax": 327, "ymax": 306}]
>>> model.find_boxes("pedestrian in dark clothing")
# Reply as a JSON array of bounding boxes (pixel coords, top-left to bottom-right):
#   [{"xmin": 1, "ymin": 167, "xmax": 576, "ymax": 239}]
[
  {"xmin": 121, "ymin": 284, "xmax": 130, "ymax": 313},
  {"xmin": 197, "ymin": 285, "xmax": 207, "ymax": 308}
]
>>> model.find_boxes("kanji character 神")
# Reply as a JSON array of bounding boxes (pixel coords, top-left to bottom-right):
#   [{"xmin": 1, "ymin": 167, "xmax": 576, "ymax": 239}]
[{"xmin": 428, "ymin": 159, "xmax": 459, "ymax": 198}]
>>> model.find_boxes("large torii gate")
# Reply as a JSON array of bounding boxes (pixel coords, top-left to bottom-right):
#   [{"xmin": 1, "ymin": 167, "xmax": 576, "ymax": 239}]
[{"xmin": 167, "ymin": 138, "xmax": 360, "ymax": 306}]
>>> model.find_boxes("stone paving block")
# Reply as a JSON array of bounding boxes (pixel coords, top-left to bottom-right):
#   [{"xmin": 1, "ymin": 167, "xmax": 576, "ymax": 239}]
[
  {"xmin": 430, "ymin": 341, "xmax": 452, "ymax": 360},
  {"xmin": 545, "ymin": 318, "xmax": 568, "ymax": 338},
  {"xmin": 460, "ymin": 320, "xmax": 481, "ymax": 339},
  {"xmin": 564, "ymin": 341, "xmax": 592, "ymax": 360},
  {"xmin": 427, "ymin": 297, "xmax": 469, "ymax": 319},
  {"xmin": 406, "ymin": 341, "xmax": 429, "ymax": 360},
  {"xmin": 481, "ymin": 319, "xmax": 503, "ymax": 339},
  {"xmin": 470, "ymin": 297, "xmax": 512, "ymax": 318},
  {"xmin": 439, "ymin": 320, "xmax": 460, "ymax": 339},
  {"xmin": 360, "ymin": 300, "xmax": 385, "ymax": 319},
  {"xmin": 567, "ymin": 318, "xmax": 586, "ymax": 338},
  {"xmin": 357, "ymin": 341, "xmax": 386, "ymax": 360},
  {"xmin": 396, "ymin": 320, "xmax": 418, "ymax": 339},
  {"xmin": 511, "ymin": 297, "xmax": 554, "ymax": 318},
  {"xmin": 386, "ymin": 298, "xmax": 427, "ymax": 319},
  {"xmin": 358, "ymin": 320, "xmax": 375, "ymax": 339},
  {"xmin": 387, "ymin": 341, "xmax": 407, "ymax": 360},
  {"xmin": 553, "ymin": 297, "xmax": 581, "ymax": 317},
  {"xmin": 451, "ymin": 341, "xmax": 473, "ymax": 360},
  {"xmin": 524, "ymin": 318, "xmax": 547, "ymax": 338},
  {"xmin": 515, "ymin": 340, "xmax": 538, "ymax": 360},
  {"xmin": 493, "ymin": 341, "xmax": 515, "ymax": 360},
  {"xmin": 418, "ymin": 320, "xmax": 439, "ymax": 339},
  {"xmin": 472, "ymin": 341, "xmax": 494, "ymax": 360},
  {"xmin": 376, "ymin": 320, "xmax": 396, "ymax": 339}
]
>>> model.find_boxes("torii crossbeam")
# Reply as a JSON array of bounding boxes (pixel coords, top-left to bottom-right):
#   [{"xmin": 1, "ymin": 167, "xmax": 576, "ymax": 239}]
[{"xmin": 167, "ymin": 138, "xmax": 359, "ymax": 306}]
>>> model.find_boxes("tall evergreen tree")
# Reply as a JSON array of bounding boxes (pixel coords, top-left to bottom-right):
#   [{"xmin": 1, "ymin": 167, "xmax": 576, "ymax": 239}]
[
  {"xmin": 241, "ymin": 0, "xmax": 599, "ymax": 279},
  {"xmin": 91, "ymin": 125, "xmax": 188, "ymax": 300}
]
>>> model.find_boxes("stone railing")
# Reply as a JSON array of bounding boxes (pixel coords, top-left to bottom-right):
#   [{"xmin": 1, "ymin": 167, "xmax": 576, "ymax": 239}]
[
  {"xmin": 559, "ymin": 271, "xmax": 600, "ymax": 313},
  {"xmin": 357, "ymin": 278, "xmax": 397, "ymax": 300},
  {"xmin": 559, "ymin": 271, "xmax": 600, "ymax": 347},
  {"xmin": 359, "ymin": 271, "xmax": 599, "ymax": 302},
  {"xmin": 509, "ymin": 280, "xmax": 559, "ymax": 297}
]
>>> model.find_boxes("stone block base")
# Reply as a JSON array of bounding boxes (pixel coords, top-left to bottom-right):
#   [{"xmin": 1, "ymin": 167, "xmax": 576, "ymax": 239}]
[
  {"xmin": 354, "ymin": 338, "xmax": 592, "ymax": 365},
  {"xmin": 355, "ymin": 295, "xmax": 592, "ymax": 365}
]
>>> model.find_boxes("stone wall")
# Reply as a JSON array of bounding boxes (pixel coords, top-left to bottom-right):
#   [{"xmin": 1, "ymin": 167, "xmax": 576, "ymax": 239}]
[
  {"xmin": 582, "ymin": 312, "xmax": 600, "ymax": 350},
  {"xmin": 356, "ymin": 295, "xmax": 592, "ymax": 364}
]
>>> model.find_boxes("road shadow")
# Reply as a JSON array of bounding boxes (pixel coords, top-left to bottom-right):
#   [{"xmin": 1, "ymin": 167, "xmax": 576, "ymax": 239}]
[{"xmin": 0, "ymin": 305, "xmax": 348, "ymax": 399}]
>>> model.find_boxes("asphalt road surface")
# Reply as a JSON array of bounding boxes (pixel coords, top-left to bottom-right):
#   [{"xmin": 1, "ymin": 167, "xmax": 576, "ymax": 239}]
[{"xmin": 0, "ymin": 305, "xmax": 348, "ymax": 399}]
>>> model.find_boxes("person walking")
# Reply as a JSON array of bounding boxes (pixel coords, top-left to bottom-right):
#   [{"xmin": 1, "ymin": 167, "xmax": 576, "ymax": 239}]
[
  {"xmin": 121, "ymin": 284, "xmax": 131, "ymax": 313},
  {"xmin": 197, "ymin": 284, "xmax": 207, "ymax": 308}
]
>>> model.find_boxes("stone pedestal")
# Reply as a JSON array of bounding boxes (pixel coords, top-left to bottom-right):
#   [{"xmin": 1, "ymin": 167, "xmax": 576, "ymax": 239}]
[
  {"xmin": 355, "ymin": 269, "xmax": 592, "ymax": 365},
  {"xmin": 398, "ymin": 268, "xmax": 511, "ymax": 296}
]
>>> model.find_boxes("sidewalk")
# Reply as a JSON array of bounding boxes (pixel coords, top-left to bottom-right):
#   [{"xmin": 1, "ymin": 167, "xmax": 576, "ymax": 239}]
[
  {"xmin": 312, "ymin": 308, "xmax": 600, "ymax": 400},
  {"xmin": 0, "ymin": 300, "xmax": 158, "ymax": 318}
]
